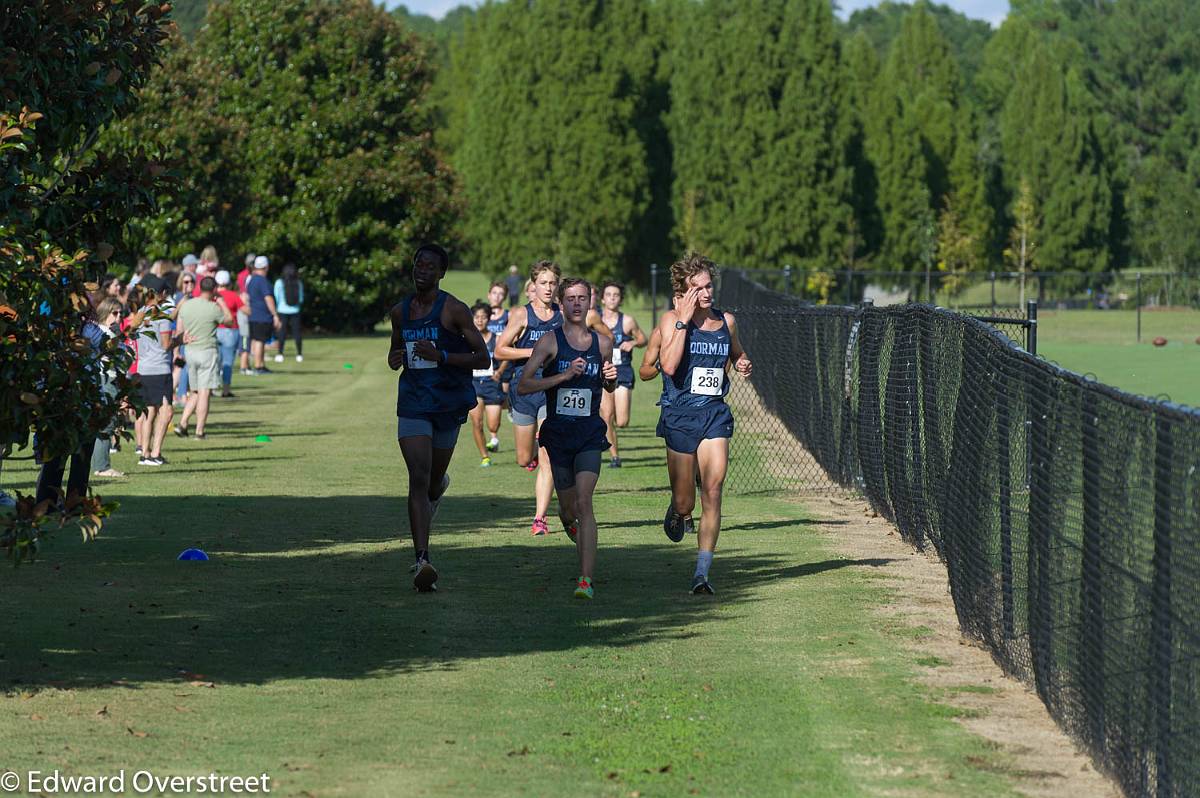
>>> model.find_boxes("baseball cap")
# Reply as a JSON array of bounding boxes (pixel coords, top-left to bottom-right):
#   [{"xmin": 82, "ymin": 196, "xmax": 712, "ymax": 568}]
[
  {"xmin": 253, "ymin": 255, "xmax": 269, "ymax": 270},
  {"xmin": 181, "ymin": 253, "xmax": 199, "ymax": 268},
  {"xmin": 215, "ymin": 270, "xmax": 231, "ymax": 286},
  {"xmin": 138, "ymin": 275, "xmax": 167, "ymax": 294}
]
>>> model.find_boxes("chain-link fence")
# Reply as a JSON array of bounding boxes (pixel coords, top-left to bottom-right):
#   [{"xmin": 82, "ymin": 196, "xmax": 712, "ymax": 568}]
[{"xmin": 719, "ymin": 269, "xmax": 1199, "ymax": 798}]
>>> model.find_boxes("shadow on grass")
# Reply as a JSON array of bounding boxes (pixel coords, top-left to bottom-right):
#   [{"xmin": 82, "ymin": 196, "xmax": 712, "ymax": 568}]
[{"xmin": 0, "ymin": 493, "xmax": 891, "ymax": 691}]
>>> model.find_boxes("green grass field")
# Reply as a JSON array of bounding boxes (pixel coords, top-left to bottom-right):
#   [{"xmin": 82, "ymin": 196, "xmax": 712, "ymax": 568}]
[{"xmin": 0, "ymin": 280, "xmax": 1029, "ymax": 796}]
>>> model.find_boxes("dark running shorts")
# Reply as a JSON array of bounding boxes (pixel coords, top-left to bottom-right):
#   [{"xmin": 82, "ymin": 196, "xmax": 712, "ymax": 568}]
[
  {"xmin": 249, "ymin": 321, "xmax": 273, "ymax": 343},
  {"xmin": 474, "ymin": 376, "xmax": 505, "ymax": 406},
  {"xmin": 615, "ymin": 363, "xmax": 635, "ymax": 390},
  {"xmin": 656, "ymin": 402, "xmax": 734, "ymax": 454},
  {"xmin": 138, "ymin": 373, "xmax": 173, "ymax": 408},
  {"xmin": 539, "ymin": 415, "xmax": 609, "ymax": 490}
]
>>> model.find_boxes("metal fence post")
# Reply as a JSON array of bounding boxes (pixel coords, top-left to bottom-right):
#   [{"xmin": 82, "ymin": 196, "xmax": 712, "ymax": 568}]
[
  {"xmin": 990, "ymin": 271, "xmax": 997, "ymax": 314},
  {"xmin": 783, "ymin": 264, "xmax": 792, "ymax": 295},
  {"xmin": 1151, "ymin": 415, "xmax": 1175, "ymax": 797},
  {"xmin": 996, "ymin": 364, "xmax": 1014, "ymax": 640},
  {"xmin": 1027, "ymin": 300, "xmax": 1038, "ymax": 357},
  {"xmin": 650, "ymin": 263, "xmax": 658, "ymax": 328},
  {"xmin": 1136, "ymin": 272, "xmax": 1142, "ymax": 343},
  {"xmin": 844, "ymin": 269, "xmax": 853, "ymax": 304}
]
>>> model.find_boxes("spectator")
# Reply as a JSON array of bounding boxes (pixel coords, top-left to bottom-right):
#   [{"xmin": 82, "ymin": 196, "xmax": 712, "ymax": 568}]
[
  {"xmin": 273, "ymin": 263, "xmax": 304, "ymax": 363},
  {"xmin": 175, "ymin": 276, "xmax": 231, "ymax": 439},
  {"xmin": 213, "ymin": 270, "xmax": 243, "ymax": 398},
  {"xmin": 173, "ymin": 271, "xmax": 196, "ymax": 402},
  {"xmin": 181, "ymin": 253, "xmax": 199, "ymax": 275},
  {"xmin": 237, "ymin": 253, "xmax": 255, "ymax": 375},
  {"xmin": 133, "ymin": 275, "xmax": 176, "ymax": 466},
  {"xmin": 128, "ymin": 257, "xmax": 150, "ymax": 289},
  {"xmin": 505, "ymin": 264, "xmax": 523, "ymax": 308},
  {"xmin": 35, "ymin": 299, "xmax": 110, "ymax": 503},
  {"xmin": 245, "ymin": 255, "xmax": 281, "ymax": 374},
  {"xmin": 90, "ymin": 298, "xmax": 129, "ymax": 479}
]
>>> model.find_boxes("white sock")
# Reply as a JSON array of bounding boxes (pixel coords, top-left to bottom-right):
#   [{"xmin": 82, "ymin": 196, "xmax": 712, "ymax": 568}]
[{"xmin": 694, "ymin": 550, "xmax": 713, "ymax": 580}]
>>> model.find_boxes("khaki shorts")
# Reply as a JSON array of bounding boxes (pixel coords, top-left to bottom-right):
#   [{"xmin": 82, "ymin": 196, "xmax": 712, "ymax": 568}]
[{"xmin": 186, "ymin": 346, "xmax": 222, "ymax": 391}]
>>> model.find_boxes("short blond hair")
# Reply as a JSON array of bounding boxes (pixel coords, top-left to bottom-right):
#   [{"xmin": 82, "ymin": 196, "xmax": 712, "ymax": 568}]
[{"xmin": 670, "ymin": 252, "xmax": 716, "ymax": 296}]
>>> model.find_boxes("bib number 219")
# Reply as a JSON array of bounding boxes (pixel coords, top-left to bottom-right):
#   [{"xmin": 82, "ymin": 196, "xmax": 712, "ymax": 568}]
[{"xmin": 557, "ymin": 389, "xmax": 591, "ymax": 417}]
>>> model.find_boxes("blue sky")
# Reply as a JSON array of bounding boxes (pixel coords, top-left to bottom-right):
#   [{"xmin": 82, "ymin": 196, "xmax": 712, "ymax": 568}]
[{"xmin": 386, "ymin": 1, "xmax": 1011, "ymax": 27}]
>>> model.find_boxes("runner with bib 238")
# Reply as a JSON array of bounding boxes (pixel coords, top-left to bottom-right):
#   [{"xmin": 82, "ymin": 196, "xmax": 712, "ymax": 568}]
[{"xmin": 655, "ymin": 253, "xmax": 752, "ymax": 595}]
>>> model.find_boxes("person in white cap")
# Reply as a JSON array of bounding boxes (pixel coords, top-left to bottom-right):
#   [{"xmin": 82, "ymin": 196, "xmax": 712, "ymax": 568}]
[
  {"xmin": 244, "ymin": 254, "xmax": 281, "ymax": 374},
  {"xmin": 213, "ymin": 269, "xmax": 244, "ymax": 397}
]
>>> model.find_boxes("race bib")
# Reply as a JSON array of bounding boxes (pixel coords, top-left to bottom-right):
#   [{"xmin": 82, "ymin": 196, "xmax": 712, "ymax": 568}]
[
  {"xmin": 556, "ymin": 388, "xmax": 592, "ymax": 417},
  {"xmin": 612, "ymin": 347, "xmax": 624, "ymax": 366},
  {"xmin": 690, "ymin": 367, "xmax": 724, "ymax": 396},
  {"xmin": 473, "ymin": 363, "xmax": 494, "ymax": 378},
  {"xmin": 406, "ymin": 341, "xmax": 437, "ymax": 370}
]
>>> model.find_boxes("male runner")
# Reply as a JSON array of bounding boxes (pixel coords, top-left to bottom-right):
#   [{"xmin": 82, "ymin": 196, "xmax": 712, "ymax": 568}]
[
  {"xmin": 496, "ymin": 261, "xmax": 613, "ymax": 536},
  {"xmin": 655, "ymin": 254, "xmax": 752, "ymax": 595},
  {"xmin": 598, "ymin": 281, "xmax": 647, "ymax": 467},
  {"xmin": 387, "ymin": 244, "xmax": 489, "ymax": 591},
  {"xmin": 487, "ymin": 280, "xmax": 511, "ymax": 441},
  {"xmin": 469, "ymin": 301, "xmax": 507, "ymax": 467},
  {"xmin": 518, "ymin": 278, "xmax": 617, "ymax": 599}
]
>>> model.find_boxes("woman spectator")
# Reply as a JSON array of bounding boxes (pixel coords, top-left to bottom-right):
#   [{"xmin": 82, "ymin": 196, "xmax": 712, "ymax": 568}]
[
  {"xmin": 90, "ymin": 298, "xmax": 129, "ymax": 479},
  {"xmin": 172, "ymin": 271, "xmax": 195, "ymax": 403},
  {"xmin": 273, "ymin": 262, "xmax": 304, "ymax": 363},
  {"xmin": 214, "ymin": 270, "xmax": 243, "ymax": 397}
]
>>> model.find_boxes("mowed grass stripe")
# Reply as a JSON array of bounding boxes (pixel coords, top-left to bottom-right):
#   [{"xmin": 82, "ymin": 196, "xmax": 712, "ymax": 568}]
[{"xmin": 2, "ymin": 319, "xmax": 1019, "ymax": 795}]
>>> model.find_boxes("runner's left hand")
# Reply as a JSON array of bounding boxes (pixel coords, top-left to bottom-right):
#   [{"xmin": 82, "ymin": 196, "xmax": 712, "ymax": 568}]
[
  {"xmin": 602, "ymin": 361, "xmax": 618, "ymax": 381},
  {"xmin": 734, "ymin": 354, "xmax": 752, "ymax": 376}
]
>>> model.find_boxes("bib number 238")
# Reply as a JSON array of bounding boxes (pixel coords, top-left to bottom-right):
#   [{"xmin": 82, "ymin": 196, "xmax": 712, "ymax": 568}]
[
  {"xmin": 690, "ymin": 367, "xmax": 723, "ymax": 396},
  {"xmin": 557, "ymin": 388, "xmax": 591, "ymax": 417},
  {"xmin": 406, "ymin": 341, "xmax": 437, "ymax": 370}
]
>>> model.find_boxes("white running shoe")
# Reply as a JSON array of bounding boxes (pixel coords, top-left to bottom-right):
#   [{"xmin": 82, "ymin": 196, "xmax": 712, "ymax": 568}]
[
  {"xmin": 274, "ymin": 354, "xmax": 284, "ymax": 363},
  {"xmin": 295, "ymin": 355, "xmax": 303, "ymax": 363}
]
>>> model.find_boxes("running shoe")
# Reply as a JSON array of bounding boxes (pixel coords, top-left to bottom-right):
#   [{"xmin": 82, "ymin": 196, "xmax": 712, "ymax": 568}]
[
  {"xmin": 174, "ymin": 424, "xmax": 188, "ymax": 438},
  {"xmin": 274, "ymin": 354, "xmax": 284, "ymax": 363},
  {"xmin": 682, "ymin": 515, "xmax": 696, "ymax": 536},
  {"xmin": 134, "ymin": 445, "xmax": 143, "ymax": 456},
  {"xmin": 663, "ymin": 505, "xmax": 685, "ymax": 543},
  {"xmin": 530, "ymin": 517, "xmax": 549, "ymax": 536},
  {"xmin": 429, "ymin": 473, "xmax": 450, "ymax": 523},
  {"xmin": 485, "ymin": 436, "xmax": 500, "ymax": 452},
  {"xmin": 295, "ymin": 355, "xmax": 304, "ymax": 363},
  {"xmin": 412, "ymin": 557, "xmax": 438, "ymax": 592},
  {"xmin": 524, "ymin": 458, "xmax": 539, "ymax": 473},
  {"xmin": 608, "ymin": 457, "xmax": 622, "ymax": 468},
  {"xmin": 565, "ymin": 519, "xmax": 579, "ymax": 543},
  {"xmin": 574, "ymin": 576, "xmax": 594, "ymax": 600},
  {"xmin": 690, "ymin": 574, "xmax": 715, "ymax": 595},
  {"xmin": 138, "ymin": 456, "xmax": 165, "ymax": 467},
  {"xmin": 480, "ymin": 456, "xmax": 492, "ymax": 468}
]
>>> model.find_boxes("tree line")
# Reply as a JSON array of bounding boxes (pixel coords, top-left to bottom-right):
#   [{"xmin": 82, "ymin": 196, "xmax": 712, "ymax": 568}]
[{"xmin": 136, "ymin": 0, "xmax": 1200, "ymax": 313}]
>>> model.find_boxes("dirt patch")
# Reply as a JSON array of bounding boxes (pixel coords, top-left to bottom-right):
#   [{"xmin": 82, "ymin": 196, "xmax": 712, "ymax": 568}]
[{"xmin": 805, "ymin": 495, "xmax": 1119, "ymax": 798}]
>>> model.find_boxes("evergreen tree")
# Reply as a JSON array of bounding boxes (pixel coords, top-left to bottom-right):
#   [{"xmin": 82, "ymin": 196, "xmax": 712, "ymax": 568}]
[
  {"xmin": 842, "ymin": 31, "xmax": 883, "ymax": 264},
  {"xmin": 670, "ymin": 0, "xmax": 852, "ymax": 269},
  {"xmin": 999, "ymin": 40, "xmax": 1113, "ymax": 271},
  {"xmin": 459, "ymin": 0, "xmax": 659, "ymax": 282}
]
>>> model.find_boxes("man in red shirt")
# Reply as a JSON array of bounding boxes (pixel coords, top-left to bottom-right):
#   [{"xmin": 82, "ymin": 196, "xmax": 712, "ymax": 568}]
[{"xmin": 214, "ymin": 270, "xmax": 245, "ymax": 398}]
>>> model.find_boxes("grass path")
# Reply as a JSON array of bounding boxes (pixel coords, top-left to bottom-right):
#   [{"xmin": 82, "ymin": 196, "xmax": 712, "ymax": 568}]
[{"xmin": 1, "ymin": 284, "xmax": 1027, "ymax": 796}]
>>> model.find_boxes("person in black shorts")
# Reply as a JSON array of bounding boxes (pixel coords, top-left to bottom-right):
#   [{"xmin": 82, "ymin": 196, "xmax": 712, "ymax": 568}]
[
  {"xmin": 387, "ymin": 244, "xmax": 490, "ymax": 591},
  {"xmin": 655, "ymin": 254, "xmax": 752, "ymax": 595},
  {"xmin": 468, "ymin": 301, "xmax": 507, "ymax": 467},
  {"xmin": 597, "ymin": 281, "xmax": 646, "ymax": 467},
  {"xmin": 518, "ymin": 278, "xmax": 617, "ymax": 599}
]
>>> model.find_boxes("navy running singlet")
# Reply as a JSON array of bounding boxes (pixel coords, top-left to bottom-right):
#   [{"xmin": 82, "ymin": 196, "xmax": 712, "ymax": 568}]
[
  {"xmin": 487, "ymin": 308, "xmax": 508, "ymax": 336},
  {"xmin": 511, "ymin": 302, "xmax": 563, "ymax": 374},
  {"xmin": 661, "ymin": 310, "xmax": 732, "ymax": 409},
  {"xmin": 543, "ymin": 328, "xmax": 603, "ymax": 423},
  {"xmin": 395, "ymin": 291, "xmax": 476, "ymax": 420}
]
